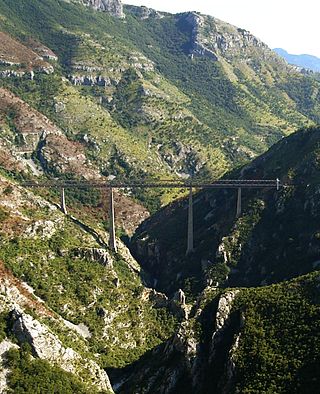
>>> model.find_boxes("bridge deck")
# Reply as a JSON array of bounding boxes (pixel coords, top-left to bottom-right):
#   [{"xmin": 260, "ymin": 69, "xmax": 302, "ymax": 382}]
[
  {"xmin": 19, "ymin": 178, "xmax": 282, "ymax": 254},
  {"xmin": 21, "ymin": 179, "xmax": 281, "ymax": 189}
]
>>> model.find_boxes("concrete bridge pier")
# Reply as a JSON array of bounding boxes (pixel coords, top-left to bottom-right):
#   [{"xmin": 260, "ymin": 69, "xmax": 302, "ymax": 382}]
[
  {"xmin": 186, "ymin": 187, "xmax": 194, "ymax": 255},
  {"xmin": 109, "ymin": 187, "xmax": 117, "ymax": 253},
  {"xmin": 236, "ymin": 187, "xmax": 242, "ymax": 218},
  {"xmin": 60, "ymin": 188, "xmax": 67, "ymax": 215}
]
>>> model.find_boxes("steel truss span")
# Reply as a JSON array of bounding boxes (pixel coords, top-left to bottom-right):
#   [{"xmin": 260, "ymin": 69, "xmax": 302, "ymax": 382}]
[
  {"xmin": 20, "ymin": 178, "xmax": 282, "ymax": 254},
  {"xmin": 21, "ymin": 179, "xmax": 282, "ymax": 189}
]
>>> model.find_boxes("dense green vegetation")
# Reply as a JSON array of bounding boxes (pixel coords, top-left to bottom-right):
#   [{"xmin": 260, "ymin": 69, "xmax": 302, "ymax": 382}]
[
  {"xmin": 5, "ymin": 346, "xmax": 96, "ymax": 394},
  {"xmin": 0, "ymin": 0, "xmax": 318, "ymax": 206},
  {"xmin": 131, "ymin": 127, "xmax": 320, "ymax": 294},
  {"xmin": 234, "ymin": 273, "xmax": 320, "ymax": 393},
  {"xmin": 0, "ymin": 73, "xmax": 64, "ymax": 123},
  {"xmin": 0, "ymin": 313, "xmax": 8, "ymax": 342},
  {"xmin": 0, "ymin": 225, "xmax": 177, "ymax": 368},
  {"xmin": 1, "ymin": 1, "xmax": 320, "ymax": 392}
]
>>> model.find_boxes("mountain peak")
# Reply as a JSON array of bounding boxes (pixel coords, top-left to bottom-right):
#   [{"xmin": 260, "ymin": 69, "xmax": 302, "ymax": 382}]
[{"xmin": 77, "ymin": 0, "xmax": 124, "ymax": 18}]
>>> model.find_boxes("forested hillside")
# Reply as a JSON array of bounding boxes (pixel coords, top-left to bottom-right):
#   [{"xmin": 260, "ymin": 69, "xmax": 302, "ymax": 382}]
[
  {"xmin": 0, "ymin": 0, "xmax": 320, "ymax": 392},
  {"xmin": 131, "ymin": 127, "xmax": 320, "ymax": 294},
  {"xmin": 0, "ymin": 0, "xmax": 320, "ymax": 209}
]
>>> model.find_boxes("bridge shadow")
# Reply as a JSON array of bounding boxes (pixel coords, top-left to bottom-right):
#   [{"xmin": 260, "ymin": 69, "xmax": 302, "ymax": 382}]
[{"xmin": 52, "ymin": 202, "xmax": 108, "ymax": 248}]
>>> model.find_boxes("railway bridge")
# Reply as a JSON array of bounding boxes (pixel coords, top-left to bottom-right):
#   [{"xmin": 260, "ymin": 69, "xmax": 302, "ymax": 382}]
[{"xmin": 22, "ymin": 179, "xmax": 282, "ymax": 254}]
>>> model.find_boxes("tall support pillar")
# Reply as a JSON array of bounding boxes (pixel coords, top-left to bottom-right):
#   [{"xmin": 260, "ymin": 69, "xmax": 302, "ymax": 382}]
[
  {"xmin": 109, "ymin": 187, "xmax": 117, "ymax": 253},
  {"xmin": 61, "ymin": 188, "xmax": 67, "ymax": 215},
  {"xmin": 236, "ymin": 187, "xmax": 242, "ymax": 218},
  {"xmin": 186, "ymin": 187, "xmax": 194, "ymax": 255}
]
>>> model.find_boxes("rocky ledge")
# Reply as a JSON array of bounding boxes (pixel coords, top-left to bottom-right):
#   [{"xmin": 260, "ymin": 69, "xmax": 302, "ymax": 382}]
[
  {"xmin": 11, "ymin": 309, "xmax": 115, "ymax": 393},
  {"xmin": 184, "ymin": 11, "xmax": 267, "ymax": 61},
  {"xmin": 79, "ymin": 0, "xmax": 124, "ymax": 18}
]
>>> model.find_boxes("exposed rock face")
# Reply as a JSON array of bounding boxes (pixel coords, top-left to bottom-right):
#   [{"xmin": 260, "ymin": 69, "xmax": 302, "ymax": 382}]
[
  {"xmin": 171, "ymin": 321, "xmax": 198, "ymax": 360},
  {"xmin": 173, "ymin": 289, "xmax": 186, "ymax": 306},
  {"xmin": 38, "ymin": 133, "xmax": 101, "ymax": 180},
  {"xmin": 69, "ymin": 74, "xmax": 112, "ymax": 86},
  {"xmin": 185, "ymin": 12, "xmax": 219, "ymax": 60},
  {"xmin": 24, "ymin": 218, "xmax": 64, "ymax": 239},
  {"xmin": 0, "ymin": 32, "xmax": 57, "ymax": 80},
  {"xmin": 184, "ymin": 11, "xmax": 273, "ymax": 62},
  {"xmin": 11, "ymin": 309, "xmax": 114, "ymax": 393},
  {"xmin": 116, "ymin": 288, "xmax": 243, "ymax": 393},
  {"xmin": 140, "ymin": 288, "xmax": 168, "ymax": 308},
  {"xmin": 73, "ymin": 247, "xmax": 113, "ymax": 267},
  {"xmin": 80, "ymin": 0, "xmax": 124, "ymax": 18},
  {"xmin": 0, "ymin": 32, "xmax": 54, "ymax": 72},
  {"xmin": 158, "ymin": 141, "xmax": 206, "ymax": 177},
  {"xmin": 170, "ymin": 289, "xmax": 189, "ymax": 319},
  {"xmin": 0, "ymin": 69, "xmax": 26, "ymax": 78},
  {"xmin": 0, "ymin": 258, "xmax": 114, "ymax": 392},
  {"xmin": 125, "ymin": 5, "xmax": 164, "ymax": 19},
  {"xmin": 211, "ymin": 290, "xmax": 239, "ymax": 356}
]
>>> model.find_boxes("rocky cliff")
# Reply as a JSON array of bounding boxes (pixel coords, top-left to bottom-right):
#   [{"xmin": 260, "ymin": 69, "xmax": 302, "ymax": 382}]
[
  {"xmin": 113, "ymin": 272, "xmax": 320, "ymax": 393},
  {"xmin": 77, "ymin": 0, "xmax": 124, "ymax": 17},
  {"xmin": 184, "ymin": 11, "xmax": 276, "ymax": 62},
  {"xmin": 0, "ymin": 174, "xmax": 177, "ymax": 391},
  {"xmin": 0, "ymin": 255, "xmax": 114, "ymax": 392}
]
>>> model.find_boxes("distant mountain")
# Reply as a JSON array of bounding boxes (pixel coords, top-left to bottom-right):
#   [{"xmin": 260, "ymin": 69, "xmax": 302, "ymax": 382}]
[{"xmin": 274, "ymin": 48, "xmax": 320, "ymax": 72}]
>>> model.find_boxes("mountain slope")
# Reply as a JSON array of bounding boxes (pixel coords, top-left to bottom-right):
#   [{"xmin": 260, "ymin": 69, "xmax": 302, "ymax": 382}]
[
  {"xmin": 0, "ymin": 173, "xmax": 177, "ymax": 392},
  {"xmin": 1, "ymin": 2, "xmax": 320, "ymax": 391},
  {"xmin": 114, "ymin": 272, "xmax": 320, "ymax": 393},
  {"xmin": 130, "ymin": 126, "xmax": 320, "ymax": 294},
  {"xmin": 0, "ymin": 0, "xmax": 320, "ymax": 208}
]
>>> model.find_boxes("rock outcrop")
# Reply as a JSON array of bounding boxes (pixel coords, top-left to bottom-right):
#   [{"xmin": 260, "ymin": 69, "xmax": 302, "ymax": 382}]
[
  {"xmin": 0, "ymin": 257, "xmax": 114, "ymax": 392},
  {"xmin": 0, "ymin": 32, "xmax": 54, "ymax": 72},
  {"xmin": 184, "ymin": 11, "xmax": 275, "ymax": 62},
  {"xmin": 125, "ymin": 5, "xmax": 164, "ymax": 19},
  {"xmin": 140, "ymin": 288, "xmax": 168, "ymax": 308},
  {"xmin": 69, "ymin": 74, "xmax": 112, "ymax": 86},
  {"xmin": 115, "ymin": 288, "xmax": 243, "ymax": 393},
  {"xmin": 185, "ymin": 12, "xmax": 219, "ymax": 60},
  {"xmin": 11, "ymin": 309, "xmax": 115, "ymax": 393},
  {"xmin": 170, "ymin": 289, "xmax": 190, "ymax": 320},
  {"xmin": 79, "ymin": 0, "xmax": 124, "ymax": 18},
  {"xmin": 211, "ymin": 290, "xmax": 239, "ymax": 357},
  {"xmin": 73, "ymin": 247, "xmax": 113, "ymax": 267}
]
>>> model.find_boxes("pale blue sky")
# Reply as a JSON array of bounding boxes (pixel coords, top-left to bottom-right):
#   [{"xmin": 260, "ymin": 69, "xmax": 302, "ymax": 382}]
[{"xmin": 124, "ymin": 0, "xmax": 320, "ymax": 57}]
